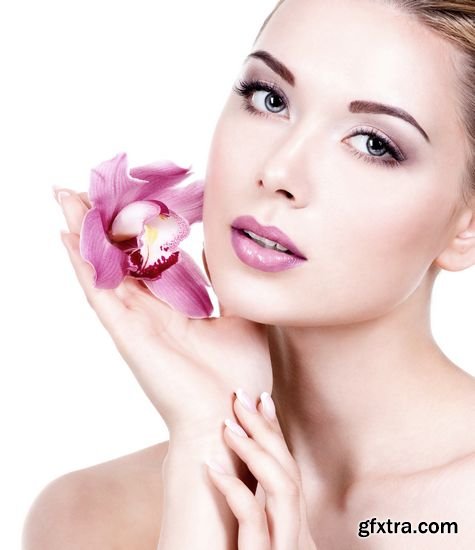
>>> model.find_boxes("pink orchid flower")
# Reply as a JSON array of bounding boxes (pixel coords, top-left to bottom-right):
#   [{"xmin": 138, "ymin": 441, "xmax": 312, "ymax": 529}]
[{"xmin": 79, "ymin": 152, "xmax": 214, "ymax": 319}]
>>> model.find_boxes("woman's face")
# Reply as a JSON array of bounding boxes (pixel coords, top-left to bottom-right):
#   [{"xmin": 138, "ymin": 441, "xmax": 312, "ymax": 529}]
[{"xmin": 202, "ymin": 0, "xmax": 471, "ymax": 326}]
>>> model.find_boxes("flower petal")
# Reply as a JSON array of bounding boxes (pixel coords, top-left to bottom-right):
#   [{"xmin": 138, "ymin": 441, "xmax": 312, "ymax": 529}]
[
  {"xmin": 142, "ymin": 249, "xmax": 213, "ymax": 319},
  {"xmin": 89, "ymin": 152, "xmax": 144, "ymax": 228},
  {"xmin": 109, "ymin": 200, "xmax": 168, "ymax": 242},
  {"xmin": 147, "ymin": 179, "xmax": 205, "ymax": 225},
  {"xmin": 129, "ymin": 160, "xmax": 192, "ymax": 192},
  {"xmin": 135, "ymin": 210, "xmax": 190, "ymax": 271},
  {"xmin": 120, "ymin": 159, "xmax": 193, "ymax": 208},
  {"xmin": 80, "ymin": 207, "xmax": 129, "ymax": 288}
]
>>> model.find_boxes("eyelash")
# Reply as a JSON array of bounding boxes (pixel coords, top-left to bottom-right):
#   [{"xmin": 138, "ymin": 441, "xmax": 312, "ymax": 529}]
[{"xmin": 232, "ymin": 78, "xmax": 406, "ymax": 169}]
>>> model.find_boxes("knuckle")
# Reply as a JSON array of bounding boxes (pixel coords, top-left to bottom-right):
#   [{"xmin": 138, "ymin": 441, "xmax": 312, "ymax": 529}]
[
  {"xmin": 227, "ymin": 481, "xmax": 262, "ymax": 522},
  {"xmin": 255, "ymin": 508, "xmax": 269, "ymax": 530},
  {"xmin": 289, "ymin": 462, "xmax": 302, "ymax": 484},
  {"xmin": 286, "ymin": 479, "xmax": 301, "ymax": 499},
  {"xmin": 84, "ymin": 292, "xmax": 95, "ymax": 308},
  {"xmin": 239, "ymin": 502, "xmax": 266, "ymax": 527},
  {"xmin": 270, "ymin": 476, "xmax": 300, "ymax": 499}
]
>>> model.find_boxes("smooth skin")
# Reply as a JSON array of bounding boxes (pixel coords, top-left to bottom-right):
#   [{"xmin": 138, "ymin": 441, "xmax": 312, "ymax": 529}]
[
  {"xmin": 206, "ymin": 391, "xmax": 317, "ymax": 549},
  {"xmin": 23, "ymin": 190, "xmax": 317, "ymax": 549},
  {"xmin": 24, "ymin": 0, "xmax": 475, "ymax": 548},
  {"xmin": 202, "ymin": 0, "xmax": 475, "ymax": 544}
]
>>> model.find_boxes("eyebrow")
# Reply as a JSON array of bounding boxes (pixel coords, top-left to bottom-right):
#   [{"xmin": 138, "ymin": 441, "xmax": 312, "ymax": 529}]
[
  {"xmin": 245, "ymin": 49, "xmax": 431, "ymax": 144},
  {"xmin": 245, "ymin": 50, "xmax": 296, "ymax": 86},
  {"xmin": 349, "ymin": 100, "xmax": 430, "ymax": 143}
]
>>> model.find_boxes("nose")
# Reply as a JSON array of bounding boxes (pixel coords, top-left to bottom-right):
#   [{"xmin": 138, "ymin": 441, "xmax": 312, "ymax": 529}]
[{"xmin": 256, "ymin": 126, "xmax": 313, "ymax": 209}]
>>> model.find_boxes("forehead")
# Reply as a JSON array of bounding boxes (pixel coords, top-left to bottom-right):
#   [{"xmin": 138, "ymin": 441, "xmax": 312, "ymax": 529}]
[{"xmin": 253, "ymin": 0, "xmax": 461, "ymax": 138}]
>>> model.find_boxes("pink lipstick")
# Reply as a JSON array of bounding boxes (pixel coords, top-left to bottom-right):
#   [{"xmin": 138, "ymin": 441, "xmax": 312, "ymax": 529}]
[{"xmin": 230, "ymin": 215, "xmax": 307, "ymax": 273}]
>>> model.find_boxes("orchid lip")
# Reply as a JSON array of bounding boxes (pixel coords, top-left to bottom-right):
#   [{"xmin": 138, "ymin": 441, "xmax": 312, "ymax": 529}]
[{"xmin": 231, "ymin": 215, "xmax": 307, "ymax": 259}]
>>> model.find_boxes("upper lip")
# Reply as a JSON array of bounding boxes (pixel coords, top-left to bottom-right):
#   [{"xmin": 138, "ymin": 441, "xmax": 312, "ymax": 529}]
[{"xmin": 231, "ymin": 215, "xmax": 307, "ymax": 259}]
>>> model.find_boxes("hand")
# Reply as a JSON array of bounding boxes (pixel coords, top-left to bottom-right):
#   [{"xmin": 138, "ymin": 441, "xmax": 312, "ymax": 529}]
[
  {"xmin": 54, "ymin": 188, "xmax": 273, "ymax": 441},
  {"xmin": 206, "ymin": 390, "xmax": 318, "ymax": 549}
]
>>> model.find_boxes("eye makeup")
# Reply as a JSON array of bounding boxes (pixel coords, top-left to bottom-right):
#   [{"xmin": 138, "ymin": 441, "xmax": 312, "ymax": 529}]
[{"xmin": 232, "ymin": 76, "xmax": 408, "ymax": 169}]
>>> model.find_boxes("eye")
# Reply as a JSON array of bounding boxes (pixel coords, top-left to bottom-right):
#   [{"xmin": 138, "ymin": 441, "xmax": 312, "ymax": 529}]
[
  {"xmin": 232, "ymin": 79, "xmax": 407, "ymax": 169},
  {"xmin": 232, "ymin": 78, "xmax": 289, "ymax": 118},
  {"xmin": 343, "ymin": 127, "xmax": 406, "ymax": 168}
]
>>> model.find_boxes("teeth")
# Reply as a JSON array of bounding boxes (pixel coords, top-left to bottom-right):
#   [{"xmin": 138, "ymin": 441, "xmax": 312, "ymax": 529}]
[{"xmin": 243, "ymin": 229, "xmax": 290, "ymax": 253}]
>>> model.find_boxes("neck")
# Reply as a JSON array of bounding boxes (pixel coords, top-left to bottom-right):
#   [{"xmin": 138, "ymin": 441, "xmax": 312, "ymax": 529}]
[{"xmin": 268, "ymin": 274, "xmax": 471, "ymax": 491}]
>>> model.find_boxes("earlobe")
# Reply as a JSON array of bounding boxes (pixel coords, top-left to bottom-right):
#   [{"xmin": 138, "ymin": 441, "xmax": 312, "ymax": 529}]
[
  {"xmin": 435, "ymin": 206, "xmax": 475, "ymax": 272},
  {"xmin": 435, "ymin": 231, "xmax": 475, "ymax": 272}
]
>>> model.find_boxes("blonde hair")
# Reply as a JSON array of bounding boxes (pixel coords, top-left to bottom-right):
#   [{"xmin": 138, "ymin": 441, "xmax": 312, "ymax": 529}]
[{"xmin": 254, "ymin": 0, "xmax": 475, "ymax": 204}]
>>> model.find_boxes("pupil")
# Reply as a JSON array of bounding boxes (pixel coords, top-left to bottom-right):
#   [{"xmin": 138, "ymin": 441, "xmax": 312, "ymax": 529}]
[
  {"xmin": 266, "ymin": 93, "xmax": 284, "ymax": 112},
  {"xmin": 367, "ymin": 137, "xmax": 386, "ymax": 157}
]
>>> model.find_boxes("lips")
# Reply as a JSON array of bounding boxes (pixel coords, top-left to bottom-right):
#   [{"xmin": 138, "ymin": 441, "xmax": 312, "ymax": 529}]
[{"xmin": 231, "ymin": 215, "xmax": 306, "ymax": 259}]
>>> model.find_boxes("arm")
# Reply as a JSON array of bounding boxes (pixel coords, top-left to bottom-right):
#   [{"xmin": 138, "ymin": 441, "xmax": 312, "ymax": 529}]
[
  {"xmin": 158, "ymin": 393, "xmax": 318, "ymax": 550},
  {"xmin": 157, "ymin": 429, "xmax": 255, "ymax": 550}
]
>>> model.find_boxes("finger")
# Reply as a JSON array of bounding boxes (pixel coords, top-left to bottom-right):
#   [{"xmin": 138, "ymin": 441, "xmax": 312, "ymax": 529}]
[
  {"xmin": 233, "ymin": 393, "xmax": 315, "ymax": 548},
  {"xmin": 232, "ymin": 389, "xmax": 300, "ymax": 481},
  {"xmin": 56, "ymin": 190, "xmax": 181, "ymax": 330},
  {"xmin": 53, "ymin": 188, "xmax": 168, "ymax": 304},
  {"xmin": 78, "ymin": 191, "xmax": 91, "ymax": 208},
  {"xmin": 60, "ymin": 231, "xmax": 129, "ymax": 334},
  {"xmin": 205, "ymin": 464, "xmax": 271, "ymax": 550},
  {"xmin": 54, "ymin": 189, "xmax": 89, "ymax": 234},
  {"xmin": 222, "ymin": 418, "xmax": 301, "ymax": 548}
]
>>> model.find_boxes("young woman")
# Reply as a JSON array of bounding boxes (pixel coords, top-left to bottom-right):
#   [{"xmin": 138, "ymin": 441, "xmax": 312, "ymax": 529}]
[{"xmin": 23, "ymin": 0, "xmax": 475, "ymax": 548}]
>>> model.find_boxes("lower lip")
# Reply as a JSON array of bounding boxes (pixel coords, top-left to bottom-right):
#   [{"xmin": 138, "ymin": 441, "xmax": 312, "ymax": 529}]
[{"xmin": 230, "ymin": 227, "xmax": 306, "ymax": 272}]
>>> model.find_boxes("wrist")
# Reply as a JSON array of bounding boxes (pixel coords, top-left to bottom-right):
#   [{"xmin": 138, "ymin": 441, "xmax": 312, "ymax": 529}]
[
  {"xmin": 159, "ymin": 423, "xmax": 242, "ymax": 548},
  {"xmin": 165, "ymin": 421, "xmax": 246, "ymax": 478},
  {"xmin": 168, "ymin": 414, "xmax": 234, "ymax": 453}
]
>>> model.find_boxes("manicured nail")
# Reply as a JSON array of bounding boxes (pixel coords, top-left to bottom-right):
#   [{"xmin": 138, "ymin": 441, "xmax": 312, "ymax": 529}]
[
  {"xmin": 224, "ymin": 418, "xmax": 248, "ymax": 438},
  {"xmin": 235, "ymin": 388, "xmax": 257, "ymax": 413},
  {"xmin": 205, "ymin": 459, "xmax": 228, "ymax": 474},
  {"xmin": 54, "ymin": 189, "xmax": 71, "ymax": 206},
  {"xmin": 260, "ymin": 392, "xmax": 276, "ymax": 421}
]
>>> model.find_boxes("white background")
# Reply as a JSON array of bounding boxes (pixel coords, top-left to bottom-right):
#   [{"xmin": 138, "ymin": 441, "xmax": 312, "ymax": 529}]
[{"xmin": 1, "ymin": 1, "xmax": 474, "ymax": 547}]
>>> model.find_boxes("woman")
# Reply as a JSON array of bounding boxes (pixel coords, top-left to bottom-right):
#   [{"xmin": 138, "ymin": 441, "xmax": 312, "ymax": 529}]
[{"xmin": 23, "ymin": 0, "xmax": 475, "ymax": 548}]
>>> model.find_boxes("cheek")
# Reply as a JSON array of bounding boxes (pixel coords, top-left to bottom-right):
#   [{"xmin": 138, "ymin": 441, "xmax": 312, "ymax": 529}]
[
  {"xmin": 203, "ymin": 120, "xmax": 237, "ymax": 244},
  {"xmin": 202, "ymin": 107, "xmax": 270, "ymax": 253},
  {"xmin": 203, "ymin": 112, "xmax": 250, "ymax": 215},
  {"xmin": 305, "ymin": 185, "xmax": 455, "ymax": 321},
  {"xmin": 202, "ymin": 115, "xmax": 247, "ymax": 311},
  {"xmin": 200, "ymin": 103, "xmax": 460, "ymax": 325},
  {"xmin": 357, "ymin": 185, "xmax": 453, "ymax": 266}
]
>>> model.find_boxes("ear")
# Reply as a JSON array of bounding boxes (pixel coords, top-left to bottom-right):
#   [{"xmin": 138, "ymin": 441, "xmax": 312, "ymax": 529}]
[{"xmin": 435, "ymin": 207, "xmax": 475, "ymax": 272}]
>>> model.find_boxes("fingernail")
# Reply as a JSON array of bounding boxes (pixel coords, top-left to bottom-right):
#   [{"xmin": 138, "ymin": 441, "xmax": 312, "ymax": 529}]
[
  {"xmin": 205, "ymin": 459, "xmax": 228, "ymax": 474},
  {"xmin": 224, "ymin": 418, "xmax": 248, "ymax": 438},
  {"xmin": 235, "ymin": 388, "xmax": 257, "ymax": 413},
  {"xmin": 260, "ymin": 392, "xmax": 276, "ymax": 421},
  {"xmin": 53, "ymin": 187, "xmax": 71, "ymax": 205}
]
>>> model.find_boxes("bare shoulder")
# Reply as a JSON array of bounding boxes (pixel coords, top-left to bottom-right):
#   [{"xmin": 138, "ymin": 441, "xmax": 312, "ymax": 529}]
[
  {"xmin": 410, "ymin": 451, "xmax": 475, "ymax": 548},
  {"xmin": 437, "ymin": 450, "xmax": 475, "ymax": 512},
  {"xmin": 22, "ymin": 440, "xmax": 169, "ymax": 550}
]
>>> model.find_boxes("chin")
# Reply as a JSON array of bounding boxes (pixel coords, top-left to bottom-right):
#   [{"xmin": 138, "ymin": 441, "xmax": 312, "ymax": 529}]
[{"xmin": 211, "ymin": 278, "xmax": 299, "ymax": 325}]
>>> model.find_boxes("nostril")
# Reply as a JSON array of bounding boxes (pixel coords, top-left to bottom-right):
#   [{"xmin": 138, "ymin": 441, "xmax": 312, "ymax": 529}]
[{"xmin": 280, "ymin": 189, "xmax": 293, "ymax": 199}]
